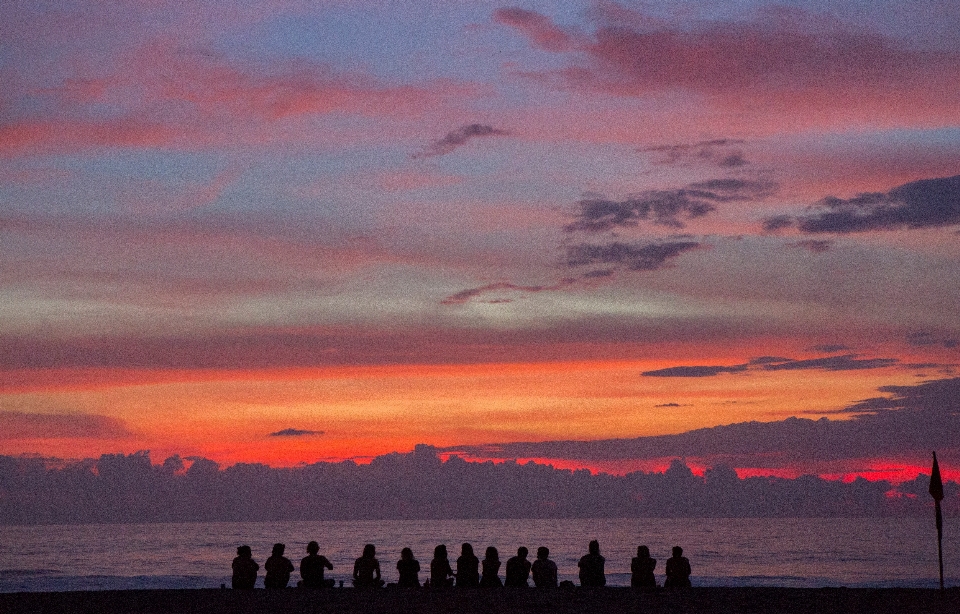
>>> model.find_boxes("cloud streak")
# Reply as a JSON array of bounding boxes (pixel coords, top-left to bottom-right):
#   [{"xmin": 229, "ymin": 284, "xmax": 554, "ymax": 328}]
[
  {"xmin": 0, "ymin": 411, "xmax": 131, "ymax": 440},
  {"xmin": 639, "ymin": 139, "xmax": 748, "ymax": 168},
  {"xmin": 565, "ymin": 240, "xmax": 701, "ymax": 272},
  {"xmin": 2, "ymin": 42, "xmax": 476, "ymax": 156},
  {"xmin": 268, "ymin": 428, "xmax": 324, "ymax": 437},
  {"xmin": 642, "ymin": 354, "xmax": 899, "ymax": 377},
  {"xmin": 415, "ymin": 124, "xmax": 509, "ymax": 158},
  {"xmin": 763, "ymin": 174, "xmax": 960, "ymax": 233},
  {"xmin": 566, "ymin": 179, "xmax": 773, "ymax": 232},
  {"xmin": 440, "ymin": 280, "xmax": 575, "ymax": 305}
]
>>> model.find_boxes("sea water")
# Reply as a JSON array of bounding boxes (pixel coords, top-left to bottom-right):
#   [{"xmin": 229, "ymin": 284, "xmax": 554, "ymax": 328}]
[{"xmin": 0, "ymin": 517, "xmax": 956, "ymax": 592}]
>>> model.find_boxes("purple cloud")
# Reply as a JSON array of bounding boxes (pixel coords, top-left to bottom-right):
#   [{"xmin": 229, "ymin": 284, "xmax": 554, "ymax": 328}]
[
  {"xmin": 415, "ymin": 124, "xmax": 509, "ymax": 158},
  {"xmin": 764, "ymin": 175, "xmax": 960, "ymax": 233}
]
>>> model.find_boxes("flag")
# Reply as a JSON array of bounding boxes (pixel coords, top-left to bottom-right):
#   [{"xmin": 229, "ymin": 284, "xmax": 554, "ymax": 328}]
[{"xmin": 929, "ymin": 452, "xmax": 944, "ymax": 502}]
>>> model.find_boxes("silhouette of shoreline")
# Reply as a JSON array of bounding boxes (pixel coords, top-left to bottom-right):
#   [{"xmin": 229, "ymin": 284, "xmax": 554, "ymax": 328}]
[{"xmin": 1, "ymin": 587, "xmax": 958, "ymax": 614}]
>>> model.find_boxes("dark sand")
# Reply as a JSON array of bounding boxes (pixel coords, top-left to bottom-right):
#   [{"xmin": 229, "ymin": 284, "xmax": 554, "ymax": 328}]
[{"xmin": 1, "ymin": 587, "xmax": 958, "ymax": 614}]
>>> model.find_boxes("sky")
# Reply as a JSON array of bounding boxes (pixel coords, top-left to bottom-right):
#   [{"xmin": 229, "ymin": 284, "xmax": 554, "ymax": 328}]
[{"xmin": 2, "ymin": 0, "xmax": 960, "ymax": 482}]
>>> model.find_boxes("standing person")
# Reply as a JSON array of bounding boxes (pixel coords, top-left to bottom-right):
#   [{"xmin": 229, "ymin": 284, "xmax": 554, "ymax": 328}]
[
  {"xmin": 504, "ymin": 547, "xmax": 531, "ymax": 587},
  {"xmin": 664, "ymin": 546, "xmax": 692, "ymax": 588},
  {"xmin": 456, "ymin": 543, "xmax": 480, "ymax": 588},
  {"xmin": 531, "ymin": 546, "xmax": 558, "ymax": 588},
  {"xmin": 300, "ymin": 541, "xmax": 334, "ymax": 588},
  {"xmin": 430, "ymin": 545, "xmax": 454, "ymax": 588},
  {"xmin": 578, "ymin": 540, "xmax": 605, "ymax": 587},
  {"xmin": 480, "ymin": 546, "xmax": 502, "ymax": 587},
  {"xmin": 264, "ymin": 543, "xmax": 295, "ymax": 589},
  {"xmin": 353, "ymin": 544, "xmax": 383, "ymax": 588},
  {"xmin": 631, "ymin": 545, "xmax": 657, "ymax": 589},
  {"xmin": 231, "ymin": 545, "xmax": 259, "ymax": 589},
  {"xmin": 396, "ymin": 547, "xmax": 421, "ymax": 588}
]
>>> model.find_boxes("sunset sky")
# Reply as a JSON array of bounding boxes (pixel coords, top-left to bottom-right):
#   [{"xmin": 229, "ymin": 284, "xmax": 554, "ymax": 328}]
[{"xmin": 2, "ymin": 0, "xmax": 959, "ymax": 481}]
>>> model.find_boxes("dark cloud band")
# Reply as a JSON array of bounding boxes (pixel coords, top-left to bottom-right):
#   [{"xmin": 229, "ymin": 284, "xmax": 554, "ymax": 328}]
[{"xmin": 764, "ymin": 175, "xmax": 960, "ymax": 234}]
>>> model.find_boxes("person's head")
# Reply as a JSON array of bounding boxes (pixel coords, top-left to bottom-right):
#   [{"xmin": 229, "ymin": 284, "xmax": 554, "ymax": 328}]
[
  {"xmin": 485, "ymin": 546, "xmax": 499, "ymax": 561},
  {"xmin": 363, "ymin": 544, "xmax": 376, "ymax": 558},
  {"xmin": 638, "ymin": 545, "xmax": 650, "ymax": 558},
  {"xmin": 401, "ymin": 547, "xmax": 413, "ymax": 561},
  {"xmin": 237, "ymin": 545, "xmax": 251, "ymax": 558},
  {"xmin": 537, "ymin": 546, "xmax": 549, "ymax": 560},
  {"xmin": 434, "ymin": 544, "xmax": 447, "ymax": 559},
  {"xmin": 461, "ymin": 543, "xmax": 474, "ymax": 557},
  {"xmin": 272, "ymin": 543, "xmax": 285, "ymax": 556},
  {"xmin": 672, "ymin": 546, "xmax": 683, "ymax": 557},
  {"xmin": 307, "ymin": 541, "xmax": 319, "ymax": 554},
  {"xmin": 589, "ymin": 540, "xmax": 600, "ymax": 555},
  {"xmin": 517, "ymin": 546, "xmax": 528, "ymax": 558}
]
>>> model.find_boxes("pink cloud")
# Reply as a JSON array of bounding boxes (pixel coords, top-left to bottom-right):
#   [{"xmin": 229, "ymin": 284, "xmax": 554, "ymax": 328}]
[
  {"xmin": 3, "ymin": 42, "xmax": 479, "ymax": 157},
  {"xmin": 496, "ymin": 7, "xmax": 960, "ymax": 130},
  {"xmin": 118, "ymin": 165, "xmax": 244, "ymax": 214},
  {"xmin": 493, "ymin": 8, "xmax": 581, "ymax": 52},
  {"xmin": 0, "ymin": 119, "xmax": 180, "ymax": 157}
]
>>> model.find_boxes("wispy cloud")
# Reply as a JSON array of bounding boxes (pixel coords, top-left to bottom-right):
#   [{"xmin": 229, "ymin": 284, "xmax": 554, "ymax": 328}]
[
  {"xmin": 415, "ymin": 123, "xmax": 509, "ymax": 158},
  {"xmin": 0, "ymin": 411, "xmax": 132, "ymax": 439},
  {"xmin": 565, "ymin": 240, "xmax": 701, "ymax": 272},
  {"xmin": 566, "ymin": 179, "xmax": 773, "ymax": 232},
  {"xmin": 642, "ymin": 354, "xmax": 899, "ymax": 377},
  {"xmin": 639, "ymin": 139, "xmax": 748, "ymax": 167},
  {"xmin": 440, "ymin": 280, "xmax": 574, "ymax": 305}
]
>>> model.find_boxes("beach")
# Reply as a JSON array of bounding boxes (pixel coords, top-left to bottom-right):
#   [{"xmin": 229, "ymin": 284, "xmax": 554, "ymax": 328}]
[{"xmin": 1, "ymin": 587, "xmax": 957, "ymax": 614}]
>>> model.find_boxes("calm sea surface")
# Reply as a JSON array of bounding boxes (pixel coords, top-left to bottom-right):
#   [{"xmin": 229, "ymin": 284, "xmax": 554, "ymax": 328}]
[{"xmin": 0, "ymin": 518, "xmax": 956, "ymax": 592}]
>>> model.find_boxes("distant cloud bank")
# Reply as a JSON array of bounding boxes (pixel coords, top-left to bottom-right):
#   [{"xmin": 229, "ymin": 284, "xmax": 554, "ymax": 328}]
[{"xmin": 268, "ymin": 428, "xmax": 324, "ymax": 437}]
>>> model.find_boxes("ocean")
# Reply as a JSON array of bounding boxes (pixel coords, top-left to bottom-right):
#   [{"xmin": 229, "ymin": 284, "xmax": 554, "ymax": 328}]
[{"xmin": 0, "ymin": 517, "xmax": 955, "ymax": 592}]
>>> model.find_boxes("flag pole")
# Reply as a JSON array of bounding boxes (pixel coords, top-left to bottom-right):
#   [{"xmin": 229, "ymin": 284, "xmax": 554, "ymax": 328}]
[{"xmin": 929, "ymin": 451, "xmax": 944, "ymax": 592}]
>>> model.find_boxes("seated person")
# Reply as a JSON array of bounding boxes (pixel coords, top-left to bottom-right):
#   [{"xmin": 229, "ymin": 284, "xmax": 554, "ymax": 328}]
[
  {"xmin": 480, "ymin": 547, "xmax": 502, "ymax": 587},
  {"xmin": 264, "ymin": 543, "xmax": 295, "ymax": 589},
  {"xmin": 396, "ymin": 548, "xmax": 421, "ymax": 588},
  {"xmin": 353, "ymin": 544, "xmax": 384, "ymax": 588},
  {"xmin": 231, "ymin": 545, "xmax": 258, "ymax": 589},
  {"xmin": 300, "ymin": 541, "xmax": 334, "ymax": 588},
  {"xmin": 577, "ymin": 540, "xmax": 605, "ymax": 587},
  {"xmin": 531, "ymin": 546, "xmax": 558, "ymax": 588},
  {"xmin": 664, "ymin": 546, "xmax": 692, "ymax": 588},
  {"xmin": 456, "ymin": 543, "xmax": 480, "ymax": 588},
  {"xmin": 504, "ymin": 547, "xmax": 531, "ymax": 588},
  {"xmin": 430, "ymin": 545, "xmax": 455, "ymax": 588},
  {"xmin": 631, "ymin": 545, "xmax": 657, "ymax": 589}
]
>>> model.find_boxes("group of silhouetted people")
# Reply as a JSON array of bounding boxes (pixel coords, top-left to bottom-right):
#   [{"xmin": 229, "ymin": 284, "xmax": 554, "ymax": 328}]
[{"xmin": 232, "ymin": 540, "xmax": 692, "ymax": 590}]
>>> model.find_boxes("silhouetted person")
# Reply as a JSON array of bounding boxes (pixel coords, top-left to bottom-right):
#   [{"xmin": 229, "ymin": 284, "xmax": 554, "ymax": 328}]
[
  {"xmin": 531, "ymin": 546, "xmax": 558, "ymax": 588},
  {"xmin": 664, "ymin": 546, "xmax": 691, "ymax": 588},
  {"xmin": 631, "ymin": 545, "xmax": 657, "ymax": 589},
  {"xmin": 353, "ymin": 544, "xmax": 383, "ymax": 588},
  {"xmin": 480, "ymin": 546, "xmax": 502, "ymax": 588},
  {"xmin": 505, "ymin": 546, "xmax": 531, "ymax": 587},
  {"xmin": 396, "ymin": 547, "xmax": 421, "ymax": 588},
  {"xmin": 300, "ymin": 541, "xmax": 334, "ymax": 588},
  {"xmin": 578, "ymin": 540, "xmax": 605, "ymax": 587},
  {"xmin": 456, "ymin": 542, "xmax": 480, "ymax": 588},
  {"xmin": 232, "ymin": 545, "xmax": 258, "ymax": 589},
  {"xmin": 264, "ymin": 543, "xmax": 295, "ymax": 589},
  {"xmin": 430, "ymin": 545, "xmax": 454, "ymax": 588}
]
